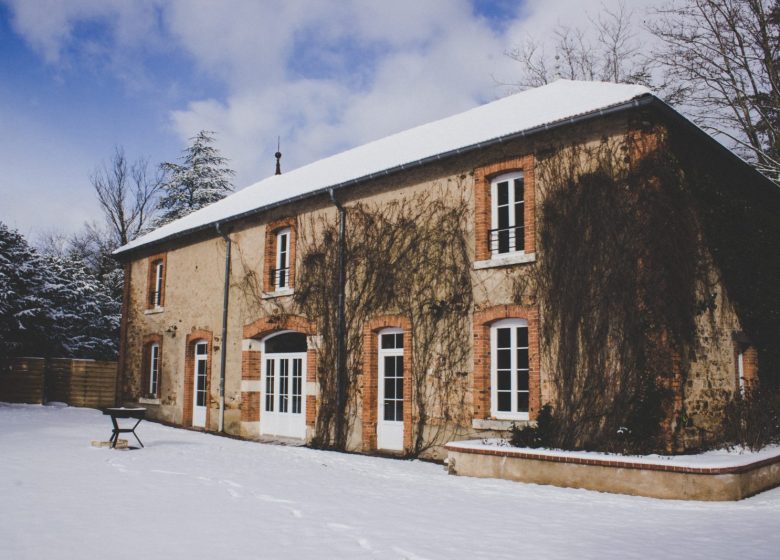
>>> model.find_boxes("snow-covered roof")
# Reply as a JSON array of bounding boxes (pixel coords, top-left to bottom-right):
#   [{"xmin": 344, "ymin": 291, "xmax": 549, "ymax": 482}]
[{"xmin": 116, "ymin": 80, "xmax": 651, "ymax": 256}]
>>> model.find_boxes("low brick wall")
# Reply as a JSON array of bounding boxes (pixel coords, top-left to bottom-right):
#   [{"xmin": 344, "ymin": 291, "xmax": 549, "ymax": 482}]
[
  {"xmin": 445, "ymin": 442, "xmax": 780, "ymax": 501},
  {"xmin": 0, "ymin": 357, "xmax": 117, "ymax": 408}
]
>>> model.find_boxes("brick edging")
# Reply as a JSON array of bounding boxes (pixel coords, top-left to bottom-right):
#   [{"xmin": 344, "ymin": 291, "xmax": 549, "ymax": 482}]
[{"xmin": 444, "ymin": 443, "xmax": 780, "ymax": 475}]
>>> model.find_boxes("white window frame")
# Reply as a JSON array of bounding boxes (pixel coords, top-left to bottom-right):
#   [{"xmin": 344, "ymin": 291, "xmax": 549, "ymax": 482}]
[
  {"xmin": 737, "ymin": 349, "xmax": 745, "ymax": 394},
  {"xmin": 377, "ymin": 328, "xmax": 405, "ymax": 451},
  {"xmin": 152, "ymin": 260, "xmax": 164, "ymax": 307},
  {"xmin": 148, "ymin": 343, "xmax": 160, "ymax": 397},
  {"xmin": 490, "ymin": 171, "xmax": 525, "ymax": 257},
  {"xmin": 490, "ymin": 318, "xmax": 530, "ymax": 420},
  {"xmin": 274, "ymin": 228, "xmax": 291, "ymax": 291}
]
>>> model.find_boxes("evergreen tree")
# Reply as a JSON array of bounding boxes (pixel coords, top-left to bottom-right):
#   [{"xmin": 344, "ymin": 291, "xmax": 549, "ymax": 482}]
[
  {"xmin": 0, "ymin": 222, "xmax": 48, "ymax": 358},
  {"xmin": 156, "ymin": 130, "xmax": 235, "ymax": 226},
  {"xmin": 0, "ymin": 222, "xmax": 120, "ymax": 361}
]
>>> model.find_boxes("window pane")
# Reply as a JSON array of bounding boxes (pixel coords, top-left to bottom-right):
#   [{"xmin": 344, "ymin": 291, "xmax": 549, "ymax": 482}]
[
  {"xmin": 497, "ymin": 328, "xmax": 511, "ymax": 348},
  {"xmin": 196, "ymin": 343, "xmax": 207, "ymax": 356},
  {"xmin": 381, "ymin": 334, "xmax": 395, "ymax": 349},
  {"xmin": 517, "ymin": 348, "xmax": 529, "ymax": 369},
  {"xmin": 265, "ymin": 360, "xmax": 274, "ymax": 412},
  {"xmin": 395, "ymin": 333, "xmax": 404, "ymax": 349},
  {"xmin": 498, "ymin": 206, "xmax": 509, "ymax": 229},
  {"xmin": 497, "ymin": 370, "xmax": 511, "ymax": 391},
  {"xmin": 514, "ymin": 177, "xmax": 524, "ymax": 202},
  {"xmin": 517, "ymin": 370, "xmax": 529, "ymax": 391},
  {"xmin": 516, "ymin": 327, "xmax": 528, "ymax": 348},
  {"xmin": 265, "ymin": 332, "xmax": 307, "ymax": 353},
  {"xmin": 497, "ymin": 181, "xmax": 509, "ymax": 205},
  {"xmin": 396, "ymin": 377, "xmax": 404, "ymax": 400},
  {"xmin": 517, "ymin": 392, "xmax": 529, "ymax": 413},
  {"xmin": 497, "ymin": 349, "xmax": 511, "ymax": 370},
  {"xmin": 384, "ymin": 377, "xmax": 395, "ymax": 399},
  {"xmin": 497, "ymin": 391, "xmax": 511, "ymax": 412},
  {"xmin": 395, "ymin": 401, "xmax": 403, "ymax": 421},
  {"xmin": 384, "ymin": 401, "xmax": 395, "ymax": 421}
]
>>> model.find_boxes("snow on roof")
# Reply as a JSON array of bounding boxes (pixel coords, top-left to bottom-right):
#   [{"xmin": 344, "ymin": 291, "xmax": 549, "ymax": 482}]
[{"xmin": 116, "ymin": 80, "xmax": 651, "ymax": 255}]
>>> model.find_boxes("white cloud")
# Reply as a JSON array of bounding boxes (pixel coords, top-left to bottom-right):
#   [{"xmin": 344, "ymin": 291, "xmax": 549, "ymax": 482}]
[{"xmin": 3, "ymin": 0, "xmax": 671, "ymax": 230}]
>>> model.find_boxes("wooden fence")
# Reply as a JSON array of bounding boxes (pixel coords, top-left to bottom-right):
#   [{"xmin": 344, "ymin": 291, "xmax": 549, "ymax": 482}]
[{"xmin": 0, "ymin": 357, "xmax": 117, "ymax": 408}]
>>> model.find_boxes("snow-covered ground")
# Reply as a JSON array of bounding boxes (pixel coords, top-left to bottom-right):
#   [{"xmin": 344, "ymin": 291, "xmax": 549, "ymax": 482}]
[{"xmin": 2, "ymin": 403, "xmax": 778, "ymax": 560}]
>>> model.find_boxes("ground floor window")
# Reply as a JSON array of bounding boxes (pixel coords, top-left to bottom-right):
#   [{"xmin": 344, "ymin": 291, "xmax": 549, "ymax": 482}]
[{"xmin": 491, "ymin": 318, "xmax": 529, "ymax": 420}]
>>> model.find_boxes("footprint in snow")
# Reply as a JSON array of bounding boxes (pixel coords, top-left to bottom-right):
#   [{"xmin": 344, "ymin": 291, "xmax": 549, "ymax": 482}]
[{"xmin": 255, "ymin": 493, "xmax": 294, "ymax": 504}]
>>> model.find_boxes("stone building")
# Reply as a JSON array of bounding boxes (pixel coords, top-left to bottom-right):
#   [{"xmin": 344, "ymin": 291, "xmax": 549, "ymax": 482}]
[{"xmin": 114, "ymin": 80, "xmax": 778, "ymax": 457}]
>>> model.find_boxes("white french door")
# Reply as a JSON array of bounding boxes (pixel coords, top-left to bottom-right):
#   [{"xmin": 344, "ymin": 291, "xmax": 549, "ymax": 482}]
[
  {"xmin": 261, "ymin": 353, "xmax": 306, "ymax": 439},
  {"xmin": 377, "ymin": 329, "xmax": 404, "ymax": 451},
  {"xmin": 192, "ymin": 341, "xmax": 208, "ymax": 428}
]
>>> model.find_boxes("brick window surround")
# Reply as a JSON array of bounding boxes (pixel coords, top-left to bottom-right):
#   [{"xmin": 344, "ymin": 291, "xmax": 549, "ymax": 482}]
[
  {"xmin": 141, "ymin": 333, "xmax": 163, "ymax": 399},
  {"xmin": 145, "ymin": 253, "xmax": 167, "ymax": 309},
  {"xmin": 241, "ymin": 315, "xmax": 318, "ymax": 427},
  {"xmin": 474, "ymin": 155, "xmax": 536, "ymax": 262},
  {"xmin": 361, "ymin": 315, "xmax": 413, "ymax": 453},
  {"xmin": 473, "ymin": 305, "xmax": 540, "ymax": 421},
  {"xmin": 183, "ymin": 329, "xmax": 213, "ymax": 428},
  {"xmin": 263, "ymin": 218, "xmax": 297, "ymax": 293}
]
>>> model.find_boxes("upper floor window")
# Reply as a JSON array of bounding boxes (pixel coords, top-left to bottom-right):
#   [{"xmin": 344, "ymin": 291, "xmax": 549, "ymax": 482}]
[
  {"xmin": 272, "ymin": 228, "xmax": 291, "ymax": 291},
  {"xmin": 491, "ymin": 318, "xmax": 529, "ymax": 420},
  {"xmin": 490, "ymin": 172, "xmax": 525, "ymax": 256},
  {"xmin": 264, "ymin": 219, "xmax": 296, "ymax": 294},
  {"xmin": 146, "ymin": 253, "xmax": 167, "ymax": 309}
]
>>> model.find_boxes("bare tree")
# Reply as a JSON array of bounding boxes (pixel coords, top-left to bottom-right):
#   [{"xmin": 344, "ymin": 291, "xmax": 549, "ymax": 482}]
[
  {"xmin": 505, "ymin": 2, "xmax": 654, "ymax": 89},
  {"xmin": 650, "ymin": 0, "xmax": 780, "ymax": 181},
  {"xmin": 91, "ymin": 146, "xmax": 164, "ymax": 246}
]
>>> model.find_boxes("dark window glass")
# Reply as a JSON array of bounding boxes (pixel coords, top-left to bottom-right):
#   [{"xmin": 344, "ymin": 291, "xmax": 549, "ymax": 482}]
[
  {"xmin": 265, "ymin": 332, "xmax": 307, "ymax": 353},
  {"xmin": 384, "ymin": 401, "xmax": 395, "ymax": 421},
  {"xmin": 497, "ymin": 328, "xmax": 511, "ymax": 348},
  {"xmin": 381, "ymin": 334, "xmax": 395, "ymax": 349},
  {"xmin": 497, "ymin": 181, "xmax": 509, "ymax": 205},
  {"xmin": 498, "ymin": 206, "xmax": 509, "ymax": 230},
  {"xmin": 385, "ymin": 377, "xmax": 395, "ymax": 399},
  {"xmin": 497, "ymin": 370, "xmax": 511, "ymax": 391},
  {"xmin": 497, "ymin": 391, "xmax": 511, "ymax": 412},
  {"xmin": 395, "ymin": 333, "xmax": 404, "ymax": 349},
  {"xmin": 517, "ymin": 348, "xmax": 529, "ymax": 369},
  {"xmin": 395, "ymin": 401, "xmax": 403, "ymax": 421},
  {"xmin": 497, "ymin": 349, "xmax": 511, "ymax": 370},
  {"xmin": 278, "ymin": 360, "xmax": 289, "ymax": 413},
  {"xmin": 517, "ymin": 327, "xmax": 528, "ymax": 348},
  {"xmin": 518, "ymin": 370, "xmax": 529, "ymax": 391},
  {"xmin": 514, "ymin": 177, "xmax": 524, "ymax": 202},
  {"xmin": 517, "ymin": 392, "xmax": 529, "ymax": 412}
]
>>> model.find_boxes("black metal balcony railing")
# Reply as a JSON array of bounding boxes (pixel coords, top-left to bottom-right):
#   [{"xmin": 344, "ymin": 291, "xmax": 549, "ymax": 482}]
[
  {"xmin": 270, "ymin": 267, "xmax": 290, "ymax": 290},
  {"xmin": 488, "ymin": 225, "xmax": 525, "ymax": 254}
]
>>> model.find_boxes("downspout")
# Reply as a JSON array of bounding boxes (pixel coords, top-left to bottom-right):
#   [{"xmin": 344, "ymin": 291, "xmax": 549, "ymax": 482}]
[
  {"xmin": 329, "ymin": 188, "xmax": 347, "ymax": 447},
  {"xmin": 215, "ymin": 222, "xmax": 232, "ymax": 433}
]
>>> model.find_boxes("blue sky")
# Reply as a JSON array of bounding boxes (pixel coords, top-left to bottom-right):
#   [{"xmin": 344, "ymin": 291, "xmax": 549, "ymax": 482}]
[{"xmin": 0, "ymin": 0, "xmax": 662, "ymax": 239}]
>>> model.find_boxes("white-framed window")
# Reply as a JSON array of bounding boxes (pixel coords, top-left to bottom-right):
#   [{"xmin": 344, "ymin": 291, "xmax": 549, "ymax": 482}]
[
  {"xmin": 273, "ymin": 228, "xmax": 291, "ymax": 290},
  {"xmin": 152, "ymin": 260, "xmax": 164, "ymax": 306},
  {"xmin": 490, "ymin": 172, "xmax": 525, "ymax": 256},
  {"xmin": 490, "ymin": 318, "xmax": 530, "ymax": 420},
  {"xmin": 148, "ymin": 343, "xmax": 160, "ymax": 397}
]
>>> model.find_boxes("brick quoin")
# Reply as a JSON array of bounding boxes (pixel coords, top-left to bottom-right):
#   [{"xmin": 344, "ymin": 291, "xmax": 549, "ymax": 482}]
[
  {"xmin": 474, "ymin": 155, "xmax": 536, "ymax": 262},
  {"xmin": 183, "ymin": 329, "xmax": 213, "ymax": 428},
  {"xmin": 241, "ymin": 391, "xmax": 260, "ymax": 422},
  {"xmin": 361, "ymin": 315, "xmax": 413, "ymax": 453},
  {"xmin": 241, "ymin": 350, "xmax": 261, "ymax": 381},
  {"xmin": 473, "ymin": 305, "xmax": 541, "ymax": 421},
  {"xmin": 262, "ymin": 217, "xmax": 297, "ymax": 293}
]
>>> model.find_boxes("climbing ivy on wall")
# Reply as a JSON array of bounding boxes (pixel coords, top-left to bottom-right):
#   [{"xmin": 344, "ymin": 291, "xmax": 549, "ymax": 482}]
[
  {"xmin": 294, "ymin": 187, "xmax": 474, "ymax": 453},
  {"xmin": 533, "ymin": 137, "xmax": 704, "ymax": 453}
]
